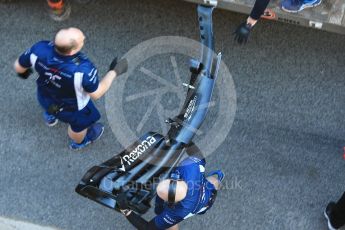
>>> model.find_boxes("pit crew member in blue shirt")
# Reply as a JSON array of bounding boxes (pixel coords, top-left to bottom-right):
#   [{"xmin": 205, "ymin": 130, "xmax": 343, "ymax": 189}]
[
  {"xmin": 14, "ymin": 27, "xmax": 128, "ymax": 150},
  {"xmin": 117, "ymin": 146, "xmax": 225, "ymax": 230}
]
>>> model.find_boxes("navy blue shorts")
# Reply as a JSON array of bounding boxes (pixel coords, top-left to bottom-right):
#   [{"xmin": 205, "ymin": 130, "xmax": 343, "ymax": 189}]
[{"xmin": 37, "ymin": 91, "xmax": 101, "ymax": 132}]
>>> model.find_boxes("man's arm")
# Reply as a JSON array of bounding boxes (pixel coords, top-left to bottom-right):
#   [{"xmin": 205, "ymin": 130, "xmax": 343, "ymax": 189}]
[
  {"xmin": 248, "ymin": 0, "xmax": 271, "ymax": 25},
  {"xmin": 116, "ymin": 193, "xmax": 159, "ymax": 230},
  {"xmin": 117, "ymin": 193, "xmax": 180, "ymax": 230},
  {"xmin": 121, "ymin": 210, "xmax": 160, "ymax": 230},
  {"xmin": 88, "ymin": 58, "xmax": 128, "ymax": 100},
  {"xmin": 89, "ymin": 70, "xmax": 116, "ymax": 100},
  {"xmin": 116, "ymin": 193, "xmax": 160, "ymax": 230},
  {"xmin": 14, "ymin": 45, "xmax": 35, "ymax": 79},
  {"xmin": 233, "ymin": 0, "xmax": 271, "ymax": 44},
  {"xmin": 14, "ymin": 59, "xmax": 29, "ymax": 74},
  {"xmin": 122, "ymin": 210, "xmax": 179, "ymax": 230}
]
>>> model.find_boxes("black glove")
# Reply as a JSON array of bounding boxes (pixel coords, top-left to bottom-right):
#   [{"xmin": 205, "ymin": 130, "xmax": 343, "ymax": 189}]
[
  {"xmin": 109, "ymin": 57, "xmax": 128, "ymax": 76},
  {"xmin": 17, "ymin": 68, "xmax": 33, "ymax": 79},
  {"xmin": 116, "ymin": 192, "xmax": 130, "ymax": 210},
  {"xmin": 233, "ymin": 22, "xmax": 252, "ymax": 45}
]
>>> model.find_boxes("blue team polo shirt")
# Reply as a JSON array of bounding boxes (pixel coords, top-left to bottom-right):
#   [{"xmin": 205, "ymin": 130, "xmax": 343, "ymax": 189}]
[
  {"xmin": 18, "ymin": 40, "xmax": 99, "ymax": 111},
  {"xmin": 154, "ymin": 157, "xmax": 216, "ymax": 229}
]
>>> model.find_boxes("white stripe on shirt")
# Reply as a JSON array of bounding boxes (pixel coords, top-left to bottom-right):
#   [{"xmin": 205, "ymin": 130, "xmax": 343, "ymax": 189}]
[
  {"xmin": 74, "ymin": 72, "xmax": 90, "ymax": 110},
  {"xmin": 30, "ymin": 53, "xmax": 38, "ymax": 68}
]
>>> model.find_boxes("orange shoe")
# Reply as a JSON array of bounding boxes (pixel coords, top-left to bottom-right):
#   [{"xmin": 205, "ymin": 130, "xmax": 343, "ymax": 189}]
[
  {"xmin": 261, "ymin": 8, "xmax": 277, "ymax": 20},
  {"xmin": 47, "ymin": 0, "xmax": 71, "ymax": 21}
]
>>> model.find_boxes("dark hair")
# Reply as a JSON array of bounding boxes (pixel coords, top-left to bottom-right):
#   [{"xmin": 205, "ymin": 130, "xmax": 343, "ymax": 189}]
[{"xmin": 55, "ymin": 39, "xmax": 78, "ymax": 55}]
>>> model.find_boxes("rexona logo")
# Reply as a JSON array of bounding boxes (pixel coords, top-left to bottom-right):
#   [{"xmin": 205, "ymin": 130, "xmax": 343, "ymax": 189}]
[{"xmin": 122, "ymin": 136, "xmax": 157, "ymax": 166}]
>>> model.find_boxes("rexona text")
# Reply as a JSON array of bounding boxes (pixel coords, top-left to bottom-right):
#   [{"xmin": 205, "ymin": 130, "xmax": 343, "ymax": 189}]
[{"xmin": 122, "ymin": 136, "xmax": 157, "ymax": 166}]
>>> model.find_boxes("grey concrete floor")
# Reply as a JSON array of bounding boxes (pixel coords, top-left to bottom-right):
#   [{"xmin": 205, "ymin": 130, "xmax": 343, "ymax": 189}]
[{"xmin": 0, "ymin": 0, "xmax": 345, "ymax": 230}]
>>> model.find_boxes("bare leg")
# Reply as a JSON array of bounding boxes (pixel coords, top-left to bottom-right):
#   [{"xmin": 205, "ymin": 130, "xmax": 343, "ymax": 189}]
[{"xmin": 68, "ymin": 126, "xmax": 87, "ymax": 143}]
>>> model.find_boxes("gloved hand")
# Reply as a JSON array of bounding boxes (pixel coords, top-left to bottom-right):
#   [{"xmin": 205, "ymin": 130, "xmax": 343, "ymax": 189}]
[
  {"xmin": 17, "ymin": 68, "xmax": 33, "ymax": 79},
  {"xmin": 109, "ymin": 57, "xmax": 128, "ymax": 76},
  {"xmin": 233, "ymin": 22, "xmax": 253, "ymax": 45},
  {"xmin": 116, "ymin": 192, "xmax": 130, "ymax": 210}
]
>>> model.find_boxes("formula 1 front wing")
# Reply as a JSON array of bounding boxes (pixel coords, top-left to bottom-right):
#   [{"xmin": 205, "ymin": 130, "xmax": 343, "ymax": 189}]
[{"xmin": 75, "ymin": 132, "xmax": 183, "ymax": 214}]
